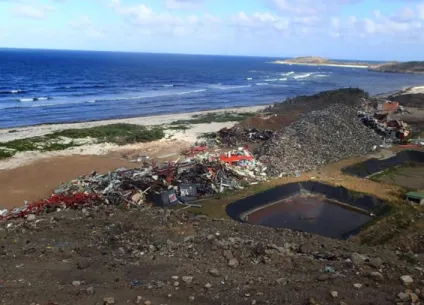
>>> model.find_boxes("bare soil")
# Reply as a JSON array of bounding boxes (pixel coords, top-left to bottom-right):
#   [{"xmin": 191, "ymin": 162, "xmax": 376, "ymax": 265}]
[{"xmin": 0, "ymin": 206, "xmax": 422, "ymax": 305}]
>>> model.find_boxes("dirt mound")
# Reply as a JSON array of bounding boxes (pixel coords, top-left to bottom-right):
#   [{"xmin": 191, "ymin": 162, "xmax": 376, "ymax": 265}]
[
  {"xmin": 257, "ymin": 104, "xmax": 382, "ymax": 176},
  {"xmin": 389, "ymin": 93, "xmax": 424, "ymax": 108},
  {"xmin": 0, "ymin": 206, "xmax": 421, "ymax": 305}
]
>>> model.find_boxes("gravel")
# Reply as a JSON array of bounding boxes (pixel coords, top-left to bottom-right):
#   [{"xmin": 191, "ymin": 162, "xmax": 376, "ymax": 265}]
[{"xmin": 257, "ymin": 104, "xmax": 382, "ymax": 176}]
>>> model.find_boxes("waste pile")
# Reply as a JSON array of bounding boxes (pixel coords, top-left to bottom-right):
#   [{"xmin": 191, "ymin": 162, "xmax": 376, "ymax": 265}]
[
  {"xmin": 257, "ymin": 104, "xmax": 382, "ymax": 177},
  {"xmin": 1, "ymin": 149, "xmax": 267, "ymax": 220},
  {"xmin": 198, "ymin": 126, "xmax": 273, "ymax": 147}
]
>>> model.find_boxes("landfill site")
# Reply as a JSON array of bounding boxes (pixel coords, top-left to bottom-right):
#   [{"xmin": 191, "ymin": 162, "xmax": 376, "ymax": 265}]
[{"xmin": 1, "ymin": 88, "xmax": 424, "ymax": 305}]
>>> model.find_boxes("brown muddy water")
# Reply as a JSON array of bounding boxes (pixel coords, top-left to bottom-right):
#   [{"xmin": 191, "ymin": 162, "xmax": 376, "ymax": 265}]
[{"xmin": 246, "ymin": 195, "xmax": 373, "ymax": 239}]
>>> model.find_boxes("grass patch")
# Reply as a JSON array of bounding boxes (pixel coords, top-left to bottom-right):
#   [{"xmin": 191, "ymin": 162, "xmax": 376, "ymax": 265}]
[
  {"xmin": 170, "ymin": 111, "xmax": 255, "ymax": 125},
  {"xmin": 167, "ymin": 124, "xmax": 191, "ymax": 131},
  {"xmin": 0, "ymin": 124, "xmax": 165, "ymax": 160},
  {"xmin": 51, "ymin": 124, "xmax": 164, "ymax": 145}
]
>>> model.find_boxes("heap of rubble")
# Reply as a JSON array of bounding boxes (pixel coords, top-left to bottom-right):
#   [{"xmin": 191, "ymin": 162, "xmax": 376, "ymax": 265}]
[{"xmin": 257, "ymin": 104, "xmax": 382, "ymax": 176}]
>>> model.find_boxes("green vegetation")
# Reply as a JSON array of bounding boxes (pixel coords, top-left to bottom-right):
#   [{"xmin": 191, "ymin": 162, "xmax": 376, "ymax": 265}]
[
  {"xmin": 170, "ymin": 111, "xmax": 255, "ymax": 125},
  {"xmin": 0, "ymin": 124, "xmax": 165, "ymax": 160},
  {"xmin": 167, "ymin": 124, "xmax": 191, "ymax": 131}
]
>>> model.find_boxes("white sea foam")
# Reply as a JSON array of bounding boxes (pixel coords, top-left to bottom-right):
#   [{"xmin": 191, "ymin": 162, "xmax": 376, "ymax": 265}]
[
  {"xmin": 19, "ymin": 98, "xmax": 34, "ymax": 102},
  {"xmin": 279, "ymin": 78, "xmax": 287, "ymax": 81},
  {"xmin": 176, "ymin": 89, "xmax": 207, "ymax": 95},
  {"xmin": 162, "ymin": 84, "xmax": 174, "ymax": 87},
  {"xmin": 246, "ymin": 77, "xmax": 253, "ymax": 81},
  {"xmin": 264, "ymin": 78, "xmax": 278, "ymax": 82},
  {"xmin": 255, "ymin": 83, "xmax": 268, "ymax": 86},
  {"xmin": 281, "ymin": 71, "xmax": 295, "ymax": 76},
  {"xmin": 293, "ymin": 73, "xmax": 312, "ymax": 79}
]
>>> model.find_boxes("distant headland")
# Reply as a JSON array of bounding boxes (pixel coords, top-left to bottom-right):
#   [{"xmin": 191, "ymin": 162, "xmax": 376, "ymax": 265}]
[{"xmin": 272, "ymin": 56, "xmax": 424, "ymax": 74}]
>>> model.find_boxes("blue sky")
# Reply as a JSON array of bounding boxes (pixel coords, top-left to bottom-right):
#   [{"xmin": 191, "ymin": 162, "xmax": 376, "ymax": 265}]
[{"xmin": 0, "ymin": 0, "xmax": 424, "ymax": 60}]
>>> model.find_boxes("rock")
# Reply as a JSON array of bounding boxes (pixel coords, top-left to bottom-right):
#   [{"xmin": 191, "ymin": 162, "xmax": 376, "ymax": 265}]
[
  {"xmin": 86, "ymin": 286, "xmax": 95, "ymax": 295},
  {"xmin": 171, "ymin": 276, "xmax": 179, "ymax": 280},
  {"xmin": 370, "ymin": 272, "xmax": 384, "ymax": 282},
  {"xmin": 307, "ymin": 297, "xmax": 319, "ymax": 305},
  {"xmin": 353, "ymin": 283, "xmax": 362, "ymax": 289},
  {"xmin": 77, "ymin": 260, "xmax": 91, "ymax": 270},
  {"xmin": 276, "ymin": 278, "xmax": 288, "ymax": 285},
  {"xmin": 369, "ymin": 257, "xmax": 383, "ymax": 269},
  {"xmin": 330, "ymin": 291, "xmax": 338, "ymax": 299},
  {"xmin": 351, "ymin": 253, "xmax": 366, "ymax": 266},
  {"xmin": 223, "ymin": 250, "xmax": 233, "ymax": 260},
  {"xmin": 173, "ymin": 281, "xmax": 180, "ymax": 287},
  {"xmin": 144, "ymin": 301, "xmax": 152, "ymax": 305},
  {"xmin": 410, "ymin": 293, "xmax": 419, "ymax": 303},
  {"xmin": 72, "ymin": 281, "xmax": 81, "ymax": 288},
  {"xmin": 299, "ymin": 244, "xmax": 311, "ymax": 254},
  {"xmin": 228, "ymin": 258, "xmax": 239, "ymax": 268},
  {"xmin": 204, "ymin": 283, "xmax": 212, "ymax": 289},
  {"xmin": 209, "ymin": 268, "xmax": 220, "ymax": 277},
  {"xmin": 27, "ymin": 214, "xmax": 36, "ymax": 221},
  {"xmin": 134, "ymin": 296, "xmax": 143, "ymax": 304},
  {"xmin": 400, "ymin": 275, "xmax": 414, "ymax": 286},
  {"xmin": 182, "ymin": 276, "xmax": 194, "ymax": 284},
  {"xmin": 188, "ymin": 296, "xmax": 195, "ymax": 302},
  {"xmin": 103, "ymin": 297, "xmax": 115, "ymax": 305},
  {"xmin": 398, "ymin": 292, "xmax": 410, "ymax": 302}
]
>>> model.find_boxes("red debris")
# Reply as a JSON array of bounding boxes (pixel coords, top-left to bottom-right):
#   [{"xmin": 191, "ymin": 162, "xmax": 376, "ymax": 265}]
[{"xmin": 0, "ymin": 193, "xmax": 99, "ymax": 221}]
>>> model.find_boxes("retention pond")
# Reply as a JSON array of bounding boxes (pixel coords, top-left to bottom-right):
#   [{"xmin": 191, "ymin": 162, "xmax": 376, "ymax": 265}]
[{"xmin": 226, "ymin": 182, "xmax": 389, "ymax": 239}]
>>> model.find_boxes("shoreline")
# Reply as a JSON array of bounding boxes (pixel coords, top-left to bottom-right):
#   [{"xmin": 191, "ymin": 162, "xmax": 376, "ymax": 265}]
[
  {"xmin": 271, "ymin": 60, "xmax": 369, "ymax": 69},
  {"xmin": 0, "ymin": 105, "xmax": 267, "ymax": 143}
]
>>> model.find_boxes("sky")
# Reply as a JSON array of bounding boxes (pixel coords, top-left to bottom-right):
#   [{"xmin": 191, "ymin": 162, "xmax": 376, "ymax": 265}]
[{"xmin": 1, "ymin": 0, "xmax": 424, "ymax": 60}]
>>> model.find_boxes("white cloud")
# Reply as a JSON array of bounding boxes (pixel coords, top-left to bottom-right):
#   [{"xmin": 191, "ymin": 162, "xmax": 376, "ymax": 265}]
[
  {"xmin": 164, "ymin": 0, "xmax": 204, "ymax": 10},
  {"xmin": 10, "ymin": 3, "xmax": 55, "ymax": 20},
  {"xmin": 70, "ymin": 16, "xmax": 105, "ymax": 38}
]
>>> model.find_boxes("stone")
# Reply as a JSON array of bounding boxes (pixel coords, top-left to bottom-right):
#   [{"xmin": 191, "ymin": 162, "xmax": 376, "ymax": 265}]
[
  {"xmin": 72, "ymin": 281, "xmax": 81, "ymax": 288},
  {"xmin": 171, "ymin": 276, "xmax": 179, "ymax": 280},
  {"xmin": 398, "ymin": 292, "xmax": 410, "ymax": 302},
  {"xmin": 369, "ymin": 257, "xmax": 383, "ymax": 269},
  {"xmin": 370, "ymin": 272, "xmax": 384, "ymax": 282},
  {"xmin": 103, "ymin": 297, "xmax": 115, "ymax": 305},
  {"xmin": 401, "ymin": 275, "xmax": 414, "ymax": 286},
  {"xmin": 144, "ymin": 301, "xmax": 152, "ymax": 305},
  {"xmin": 188, "ymin": 296, "xmax": 195, "ymax": 302},
  {"xmin": 307, "ymin": 297, "xmax": 318, "ymax": 305},
  {"xmin": 223, "ymin": 250, "xmax": 233, "ymax": 260},
  {"xmin": 353, "ymin": 283, "xmax": 362, "ymax": 289},
  {"xmin": 276, "ymin": 278, "xmax": 288, "ymax": 285},
  {"xmin": 330, "ymin": 291, "xmax": 338, "ymax": 299},
  {"xmin": 86, "ymin": 286, "xmax": 95, "ymax": 295},
  {"xmin": 209, "ymin": 268, "xmax": 220, "ymax": 277},
  {"xmin": 410, "ymin": 293, "xmax": 419, "ymax": 303},
  {"xmin": 27, "ymin": 214, "xmax": 36, "ymax": 221},
  {"xmin": 228, "ymin": 258, "xmax": 239, "ymax": 268},
  {"xmin": 77, "ymin": 260, "xmax": 91, "ymax": 270},
  {"xmin": 204, "ymin": 283, "xmax": 212, "ymax": 289},
  {"xmin": 182, "ymin": 276, "xmax": 194, "ymax": 284},
  {"xmin": 351, "ymin": 253, "xmax": 366, "ymax": 266},
  {"xmin": 173, "ymin": 281, "xmax": 180, "ymax": 287},
  {"xmin": 133, "ymin": 296, "xmax": 143, "ymax": 304}
]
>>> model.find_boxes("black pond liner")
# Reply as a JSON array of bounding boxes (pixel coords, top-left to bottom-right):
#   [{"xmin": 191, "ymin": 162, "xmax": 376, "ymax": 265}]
[
  {"xmin": 342, "ymin": 150, "xmax": 424, "ymax": 178},
  {"xmin": 225, "ymin": 181, "xmax": 390, "ymax": 240}
]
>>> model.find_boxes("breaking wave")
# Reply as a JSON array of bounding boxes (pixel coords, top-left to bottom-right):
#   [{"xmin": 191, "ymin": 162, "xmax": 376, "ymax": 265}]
[
  {"xmin": 0, "ymin": 90, "xmax": 24, "ymax": 94},
  {"xmin": 18, "ymin": 97, "xmax": 51, "ymax": 102},
  {"xmin": 293, "ymin": 73, "xmax": 312, "ymax": 79}
]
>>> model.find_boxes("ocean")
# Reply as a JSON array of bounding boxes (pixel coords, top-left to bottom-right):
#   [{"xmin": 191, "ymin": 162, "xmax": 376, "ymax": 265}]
[{"xmin": 1, "ymin": 49, "xmax": 424, "ymax": 129}]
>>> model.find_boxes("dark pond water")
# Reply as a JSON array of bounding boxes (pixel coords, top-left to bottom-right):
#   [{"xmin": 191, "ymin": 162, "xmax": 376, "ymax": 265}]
[{"xmin": 247, "ymin": 196, "xmax": 372, "ymax": 239}]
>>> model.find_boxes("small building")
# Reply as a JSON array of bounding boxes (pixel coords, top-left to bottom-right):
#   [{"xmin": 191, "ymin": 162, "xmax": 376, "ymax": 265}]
[{"xmin": 406, "ymin": 192, "xmax": 424, "ymax": 205}]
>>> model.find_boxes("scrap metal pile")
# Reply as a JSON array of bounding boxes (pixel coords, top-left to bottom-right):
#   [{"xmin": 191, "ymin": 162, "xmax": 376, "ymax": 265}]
[
  {"xmin": 0, "ymin": 149, "xmax": 266, "ymax": 219},
  {"xmin": 198, "ymin": 127, "xmax": 274, "ymax": 147},
  {"xmin": 257, "ymin": 104, "xmax": 383, "ymax": 177}
]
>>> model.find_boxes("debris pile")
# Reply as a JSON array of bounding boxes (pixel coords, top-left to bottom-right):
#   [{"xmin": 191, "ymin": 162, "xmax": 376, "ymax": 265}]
[
  {"xmin": 198, "ymin": 127, "xmax": 273, "ymax": 147},
  {"xmin": 257, "ymin": 104, "xmax": 382, "ymax": 176},
  {"xmin": 359, "ymin": 112, "xmax": 411, "ymax": 143},
  {"xmin": 0, "ymin": 148, "xmax": 267, "ymax": 219}
]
